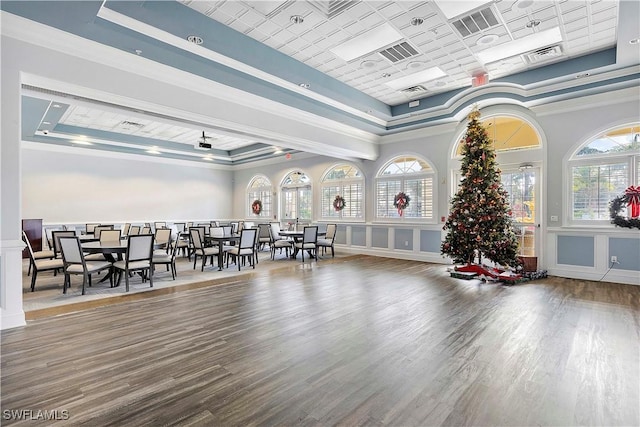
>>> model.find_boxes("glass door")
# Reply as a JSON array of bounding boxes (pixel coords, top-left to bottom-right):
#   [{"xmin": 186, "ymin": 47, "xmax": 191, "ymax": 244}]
[{"xmin": 501, "ymin": 169, "xmax": 539, "ymax": 257}]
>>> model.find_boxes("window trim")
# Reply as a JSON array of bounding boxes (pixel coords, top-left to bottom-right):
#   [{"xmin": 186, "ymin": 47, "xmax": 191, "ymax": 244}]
[
  {"xmin": 279, "ymin": 170, "xmax": 313, "ymax": 222},
  {"xmin": 246, "ymin": 174, "xmax": 273, "ymax": 219},
  {"xmin": 374, "ymin": 154, "xmax": 437, "ymax": 223},
  {"xmin": 319, "ymin": 163, "xmax": 365, "ymax": 222},
  {"xmin": 565, "ymin": 122, "xmax": 639, "ymax": 225}
]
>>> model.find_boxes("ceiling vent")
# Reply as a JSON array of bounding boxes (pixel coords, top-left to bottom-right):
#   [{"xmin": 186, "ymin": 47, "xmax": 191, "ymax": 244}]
[
  {"xmin": 524, "ymin": 45, "xmax": 563, "ymax": 63},
  {"xmin": 121, "ymin": 120, "xmax": 144, "ymax": 128},
  {"xmin": 378, "ymin": 42, "xmax": 420, "ymax": 63},
  {"xmin": 308, "ymin": 0, "xmax": 358, "ymax": 19},
  {"xmin": 400, "ymin": 85, "xmax": 428, "ymax": 95},
  {"xmin": 451, "ymin": 7, "xmax": 499, "ymax": 37}
]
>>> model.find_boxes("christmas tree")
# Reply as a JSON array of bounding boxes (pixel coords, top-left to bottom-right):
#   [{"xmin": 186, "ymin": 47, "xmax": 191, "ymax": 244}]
[{"xmin": 441, "ymin": 108, "xmax": 520, "ymax": 268}]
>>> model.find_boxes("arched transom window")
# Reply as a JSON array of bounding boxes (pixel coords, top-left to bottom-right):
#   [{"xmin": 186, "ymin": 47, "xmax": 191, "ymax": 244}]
[
  {"xmin": 376, "ymin": 156, "xmax": 435, "ymax": 220},
  {"xmin": 247, "ymin": 175, "xmax": 272, "ymax": 218},
  {"xmin": 320, "ymin": 163, "xmax": 364, "ymax": 220},
  {"xmin": 281, "ymin": 171, "xmax": 312, "ymax": 221},
  {"xmin": 455, "ymin": 115, "xmax": 540, "ymax": 155},
  {"xmin": 569, "ymin": 123, "xmax": 639, "ymax": 221}
]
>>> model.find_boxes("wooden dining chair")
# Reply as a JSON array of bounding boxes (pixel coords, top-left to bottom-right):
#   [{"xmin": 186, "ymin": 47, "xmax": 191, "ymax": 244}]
[
  {"xmin": 59, "ymin": 236, "xmax": 113, "ymax": 295},
  {"xmin": 152, "ymin": 235, "xmax": 180, "ymax": 280},
  {"xmin": 22, "ymin": 232, "xmax": 64, "ymax": 292},
  {"xmin": 190, "ymin": 228, "xmax": 220, "ymax": 271},
  {"xmin": 112, "ymin": 234, "xmax": 154, "ymax": 292},
  {"xmin": 154, "ymin": 228, "xmax": 172, "ymax": 254},
  {"xmin": 269, "ymin": 225, "xmax": 293, "ymax": 260},
  {"xmin": 227, "ymin": 228, "xmax": 258, "ymax": 271},
  {"xmin": 129, "ymin": 225, "xmax": 141, "ymax": 236},
  {"xmin": 51, "ymin": 230, "xmax": 77, "ymax": 259},
  {"xmin": 317, "ymin": 224, "xmax": 337, "ymax": 257},
  {"xmin": 85, "ymin": 223, "xmax": 100, "ymax": 235},
  {"xmin": 294, "ymin": 226, "xmax": 318, "ymax": 262},
  {"xmin": 22, "ymin": 231, "xmax": 55, "ymax": 276}
]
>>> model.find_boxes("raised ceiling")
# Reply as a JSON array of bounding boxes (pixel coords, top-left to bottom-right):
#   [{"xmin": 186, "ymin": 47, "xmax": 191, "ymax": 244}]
[{"xmin": 2, "ymin": 1, "xmax": 639, "ymax": 165}]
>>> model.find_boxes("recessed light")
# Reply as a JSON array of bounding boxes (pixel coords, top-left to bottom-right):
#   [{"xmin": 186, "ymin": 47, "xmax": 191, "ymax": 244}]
[
  {"xmin": 477, "ymin": 34, "xmax": 499, "ymax": 46},
  {"xmin": 42, "ymin": 121, "xmax": 51, "ymax": 125},
  {"xmin": 187, "ymin": 35, "xmax": 203, "ymax": 45},
  {"xmin": 273, "ymin": 147, "xmax": 283, "ymax": 154},
  {"xmin": 299, "ymin": 83, "xmax": 310, "ymax": 89},
  {"xmin": 202, "ymin": 156, "xmax": 213, "ymax": 161},
  {"xmin": 630, "ymin": 38, "xmax": 640, "ymax": 45},
  {"xmin": 434, "ymin": 81, "xmax": 447, "ymax": 87},
  {"xmin": 516, "ymin": 0, "xmax": 534, "ymax": 9},
  {"xmin": 576, "ymin": 72, "xmax": 590, "ymax": 79},
  {"xmin": 360, "ymin": 60, "xmax": 378, "ymax": 69},
  {"xmin": 52, "ymin": 104, "xmax": 61, "ymax": 108},
  {"xmin": 526, "ymin": 19, "xmax": 541, "ymax": 28},
  {"xmin": 410, "ymin": 17, "xmax": 424, "ymax": 26},
  {"xmin": 290, "ymin": 15, "xmax": 304, "ymax": 24},
  {"xmin": 72, "ymin": 140, "xmax": 92, "ymax": 146},
  {"xmin": 134, "ymin": 49, "xmax": 142, "ymax": 55},
  {"xmin": 407, "ymin": 61, "xmax": 425, "ymax": 70}
]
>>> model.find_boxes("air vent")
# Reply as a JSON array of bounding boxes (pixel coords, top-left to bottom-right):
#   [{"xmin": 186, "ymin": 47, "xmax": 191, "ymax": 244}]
[
  {"xmin": 400, "ymin": 85, "xmax": 428, "ymax": 95},
  {"xmin": 451, "ymin": 7, "xmax": 499, "ymax": 37},
  {"xmin": 121, "ymin": 121, "xmax": 143, "ymax": 127},
  {"xmin": 378, "ymin": 42, "xmax": 420, "ymax": 63},
  {"xmin": 308, "ymin": 0, "xmax": 358, "ymax": 18},
  {"xmin": 524, "ymin": 45, "xmax": 563, "ymax": 63}
]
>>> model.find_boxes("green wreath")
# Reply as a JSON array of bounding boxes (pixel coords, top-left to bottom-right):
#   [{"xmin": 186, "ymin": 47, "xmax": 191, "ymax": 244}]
[
  {"xmin": 333, "ymin": 195, "xmax": 346, "ymax": 212},
  {"xmin": 609, "ymin": 194, "xmax": 640, "ymax": 229}
]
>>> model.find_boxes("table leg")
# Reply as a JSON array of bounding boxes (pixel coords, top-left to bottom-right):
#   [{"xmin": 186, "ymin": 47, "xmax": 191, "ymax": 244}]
[{"xmin": 217, "ymin": 241, "xmax": 224, "ymax": 271}]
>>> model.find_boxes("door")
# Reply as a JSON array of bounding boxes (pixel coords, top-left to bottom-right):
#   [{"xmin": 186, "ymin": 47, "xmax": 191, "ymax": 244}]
[{"xmin": 501, "ymin": 168, "xmax": 539, "ymax": 258}]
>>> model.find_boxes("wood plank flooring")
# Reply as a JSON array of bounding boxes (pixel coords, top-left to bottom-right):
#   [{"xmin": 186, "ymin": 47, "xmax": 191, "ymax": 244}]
[{"xmin": 2, "ymin": 256, "xmax": 639, "ymax": 426}]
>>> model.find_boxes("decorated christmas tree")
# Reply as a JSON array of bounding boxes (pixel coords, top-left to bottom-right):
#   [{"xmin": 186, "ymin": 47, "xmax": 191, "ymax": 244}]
[{"xmin": 441, "ymin": 108, "xmax": 520, "ymax": 268}]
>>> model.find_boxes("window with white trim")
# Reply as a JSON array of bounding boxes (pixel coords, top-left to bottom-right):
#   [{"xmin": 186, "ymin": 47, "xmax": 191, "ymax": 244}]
[
  {"xmin": 375, "ymin": 156, "xmax": 434, "ymax": 220},
  {"xmin": 569, "ymin": 124, "xmax": 639, "ymax": 221},
  {"xmin": 320, "ymin": 164, "xmax": 364, "ymax": 220},
  {"xmin": 281, "ymin": 171, "xmax": 312, "ymax": 221},
  {"xmin": 247, "ymin": 175, "xmax": 272, "ymax": 218}
]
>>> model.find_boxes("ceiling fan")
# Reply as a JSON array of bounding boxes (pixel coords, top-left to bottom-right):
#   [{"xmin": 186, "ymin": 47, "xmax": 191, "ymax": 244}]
[{"xmin": 196, "ymin": 130, "xmax": 213, "ymax": 150}]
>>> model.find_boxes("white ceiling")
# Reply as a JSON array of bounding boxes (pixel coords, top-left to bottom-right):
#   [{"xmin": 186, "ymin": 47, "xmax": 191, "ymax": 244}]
[{"xmin": 181, "ymin": 0, "xmax": 618, "ymax": 105}]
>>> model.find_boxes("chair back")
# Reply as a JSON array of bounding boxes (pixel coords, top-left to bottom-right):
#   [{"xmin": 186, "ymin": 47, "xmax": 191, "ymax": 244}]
[
  {"xmin": 186, "ymin": 222, "xmax": 194, "ymax": 229},
  {"xmin": 100, "ymin": 229, "xmax": 121, "ymax": 243},
  {"xmin": 191, "ymin": 226, "xmax": 206, "ymax": 240},
  {"xmin": 258, "ymin": 223, "xmax": 270, "ymax": 238},
  {"xmin": 129, "ymin": 225, "xmax": 141, "ymax": 235},
  {"xmin": 239, "ymin": 228, "xmax": 258, "ymax": 249},
  {"xmin": 303, "ymin": 226, "xmax": 318, "ymax": 244},
  {"xmin": 122, "ymin": 223, "xmax": 131, "ymax": 236},
  {"xmin": 22, "ymin": 231, "xmax": 36, "ymax": 262},
  {"xmin": 244, "ymin": 221, "xmax": 255, "ymax": 229},
  {"xmin": 94, "ymin": 225, "xmax": 114, "ymax": 239},
  {"xmin": 325, "ymin": 224, "xmax": 337, "ymax": 241},
  {"xmin": 154, "ymin": 228, "xmax": 172, "ymax": 248},
  {"xmin": 141, "ymin": 226, "xmax": 151, "ymax": 234},
  {"xmin": 52, "ymin": 230, "xmax": 77, "ymax": 258},
  {"xmin": 210, "ymin": 221, "xmax": 219, "ymax": 227},
  {"xmin": 59, "ymin": 236, "xmax": 83, "ymax": 265},
  {"xmin": 174, "ymin": 222, "xmax": 186, "ymax": 233},
  {"xmin": 154, "ymin": 222, "xmax": 166, "ymax": 230},
  {"xmin": 86, "ymin": 223, "xmax": 100, "ymax": 234},
  {"xmin": 127, "ymin": 234, "xmax": 153, "ymax": 262},
  {"xmin": 210, "ymin": 227, "xmax": 224, "ymax": 238},
  {"xmin": 189, "ymin": 228, "xmax": 205, "ymax": 250},
  {"xmin": 222, "ymin": 226, "xmax": 232, "ymax": 235},
  {"xmin": 270, "ymin": 222, "xmax": 282, "ymax": 237}
]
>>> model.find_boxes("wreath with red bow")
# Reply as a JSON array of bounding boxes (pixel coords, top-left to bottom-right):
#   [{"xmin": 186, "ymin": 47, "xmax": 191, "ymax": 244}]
[
  {"xmin": 393, "ymin": 192, "xmax": 411, "ymax": 217},
  {"xmin": 251, "ymin": 199, "xmax": 263, "ymax": 215},
  {"xmin": 333, "ymin": 195, "xmax": 346, "ymax": 212},
  {"xmin": 609, "ymin": 186, "xmax": 640, "ymax": 229}
]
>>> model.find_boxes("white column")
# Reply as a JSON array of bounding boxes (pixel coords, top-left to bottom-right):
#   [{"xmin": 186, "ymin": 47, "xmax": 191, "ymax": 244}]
[{"xmin": 1, "ymin": 47, "xmax": 26, "ymax": 330}]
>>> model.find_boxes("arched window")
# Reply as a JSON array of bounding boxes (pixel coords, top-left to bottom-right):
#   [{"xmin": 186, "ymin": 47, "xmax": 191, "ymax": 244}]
[
  {"xmin": 569, "ymin": 123, "xmax": 639, "ymax": 221},
  {"xmin": 247, "ymin": 175, "xmax": 272, "ymax": 218},
  {"xmin": 376, "ymin": 155, "xmax": 435, "ymax": 220},
  {"xmin": 281, "ymin": 170, "xmax": 312, "ymax": 221},
  {"xmin": 454, "ymin": 115, "xmax": 541, "ymax": 155},
  {"xmin": 320, "ymin": 163, "xmax": 364, "ymax": 220}
]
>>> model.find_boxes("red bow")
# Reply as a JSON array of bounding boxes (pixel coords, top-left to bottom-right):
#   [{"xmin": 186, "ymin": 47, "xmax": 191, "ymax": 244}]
[{"xmin": 625, "ymin": 186, "xmax": 640, "ymax": 218}]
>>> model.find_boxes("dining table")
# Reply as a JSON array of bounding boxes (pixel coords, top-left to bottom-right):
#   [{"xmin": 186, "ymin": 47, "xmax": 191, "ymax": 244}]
[
  {"xmin": 205, "ymin": 233, "xmax": 240, "ymax": 271},
  {"xmin": 279, "ymin": 230, "xmax": 326, "ymax": 258}
]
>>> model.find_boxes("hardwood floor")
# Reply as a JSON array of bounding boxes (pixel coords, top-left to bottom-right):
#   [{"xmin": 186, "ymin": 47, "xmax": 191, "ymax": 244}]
[{"xmin": 2, "ymin": 256, "xmax": 639, "ymax": 426}]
